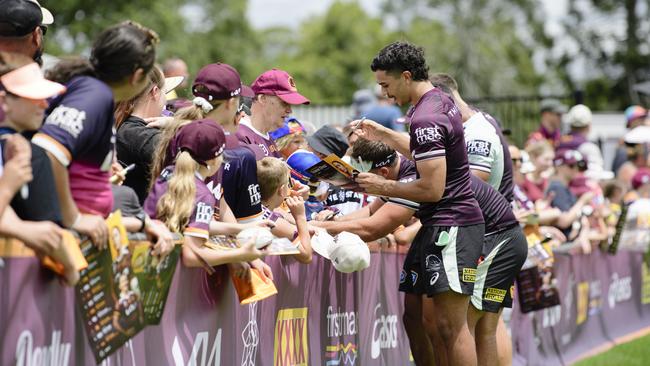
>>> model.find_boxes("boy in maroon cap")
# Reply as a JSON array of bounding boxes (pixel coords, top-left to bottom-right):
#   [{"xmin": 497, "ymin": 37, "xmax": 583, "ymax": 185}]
[{"xmin": 237, "ymin": 69, "xmax": 310, "ymax": 159}]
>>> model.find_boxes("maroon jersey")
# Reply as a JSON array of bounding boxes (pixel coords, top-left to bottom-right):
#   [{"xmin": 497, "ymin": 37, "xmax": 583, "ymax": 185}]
[
  {"xmin": 144, "ymin": 166, "xmax": 215, "ymax": 240},
  {"xmin": 236, "ymin": 118, "xmax": 281, "ymax": 159},
  {"xmin": 408, "ymin": 88, "xmax": 483, "ymax": 226}
]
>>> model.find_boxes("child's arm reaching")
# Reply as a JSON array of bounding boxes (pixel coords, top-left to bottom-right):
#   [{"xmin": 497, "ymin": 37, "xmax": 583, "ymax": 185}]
[
  {"xmin": 182, "ymin": 235, "xmax": 265, "ymax": 268},
  {"xmin": 284, "ymin": 196, "xmax": 312, "ymax": 264}
]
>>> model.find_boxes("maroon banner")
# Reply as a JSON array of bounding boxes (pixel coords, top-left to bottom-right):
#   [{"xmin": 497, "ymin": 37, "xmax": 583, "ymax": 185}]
[{"xmin": 3, "ymin": 244, "xmax": 650, "ymax": 365}]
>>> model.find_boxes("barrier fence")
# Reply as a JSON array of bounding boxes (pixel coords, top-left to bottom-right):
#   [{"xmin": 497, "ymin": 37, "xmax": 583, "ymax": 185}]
[{"xmin": 2, "ymin": 237, "xmax": 650, "ymax": 365}]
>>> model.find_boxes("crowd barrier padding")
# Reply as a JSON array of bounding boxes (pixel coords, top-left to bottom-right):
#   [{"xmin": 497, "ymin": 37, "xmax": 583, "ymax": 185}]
[{"xmin": 2, "ymin": 237, "xmax": 650, "ymax": 365}]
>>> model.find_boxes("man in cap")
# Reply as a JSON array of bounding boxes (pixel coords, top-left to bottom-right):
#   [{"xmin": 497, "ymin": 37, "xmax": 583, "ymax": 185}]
[
  {"xmin": 238, "ymin": 68, "xmax": 310, "ymax": 159},
  {"xmin": 526, "ymin": 99, "xmax": 567, "ymax": 147},
  {"xmin": 557, "ymin": 104, "xmax": 607, "ymax": 176},
  {"xmin": 0, "ymin": 0, "xmax": 53, "ymax": 65}
]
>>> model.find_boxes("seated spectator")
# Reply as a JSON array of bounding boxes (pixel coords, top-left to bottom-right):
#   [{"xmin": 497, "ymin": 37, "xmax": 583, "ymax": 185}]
[
  {"xmin": 114, "ymin": 65, "xmax": 182, "ymax": 204},
  {"xmin": 269, "ymin": 117, "xmax": 307, "ymax": 159},
  {"xmin": 256, "ymin": 157, "xmax": 312, "ymax": 263},
  {"xmin": 145, "ymin": 119, "xmax": 264, "ymax": 268},
  {"xmin": 523, "ymin": 140, "xmax": 554, "ymax": 201}
]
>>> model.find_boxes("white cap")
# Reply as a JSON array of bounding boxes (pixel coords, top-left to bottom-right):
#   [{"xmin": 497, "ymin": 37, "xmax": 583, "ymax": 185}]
[
  {"xmin": 28, "ymin": 0, "xmax": 54, "ymax": 25},
  {"xmin": 311, "ymin": 231, "xmax": 370, "ymax": 273},
  {"xmin": 624, "ymin": 125, "xmax": 650, "ymax": 144},
  {"xmin": 236, "ymin": 227, "xmax": 275, "ymax": 249},
  {"xmin": 567, "ymin": 104, "xmax": 592, "ymax": 128}
]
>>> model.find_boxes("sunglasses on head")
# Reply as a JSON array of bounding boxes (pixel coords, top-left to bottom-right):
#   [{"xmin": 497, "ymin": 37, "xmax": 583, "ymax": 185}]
[{"xmin": 511, "ymin": 157, "xmax": 522, "ymax": 164}]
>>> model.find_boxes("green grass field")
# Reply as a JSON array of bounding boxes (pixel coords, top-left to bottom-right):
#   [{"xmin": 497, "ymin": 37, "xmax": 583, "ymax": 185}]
[{"xmin": 574, "ymin": 334, "xmax": 650, "ymax": 365}]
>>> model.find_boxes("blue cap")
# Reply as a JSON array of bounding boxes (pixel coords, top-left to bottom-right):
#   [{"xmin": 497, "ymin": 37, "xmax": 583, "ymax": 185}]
[
  {"xmin": 269, "ymin": 117, "xmax": 305, "ymax": 141},
  {"xmin": 286, "ymin": 149, "xmax": 320, "ymax": 183}
]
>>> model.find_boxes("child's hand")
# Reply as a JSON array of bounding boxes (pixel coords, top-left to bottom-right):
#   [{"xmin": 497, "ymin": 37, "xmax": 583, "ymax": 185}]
[{"xmin": 285, "ymin": 196, "xmax": 306, "ymax": 218}]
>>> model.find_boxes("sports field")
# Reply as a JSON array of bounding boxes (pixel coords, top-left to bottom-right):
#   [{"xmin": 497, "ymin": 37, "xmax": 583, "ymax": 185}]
[{"xmin": 574, "ymin": 335, "xmax": 650, "ymax": 365}]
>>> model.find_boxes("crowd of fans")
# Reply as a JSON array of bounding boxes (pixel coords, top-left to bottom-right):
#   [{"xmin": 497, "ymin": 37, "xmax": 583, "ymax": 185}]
[{"xmin": 2, "ymin": 1, "xmax": 650, "ymax": 365}]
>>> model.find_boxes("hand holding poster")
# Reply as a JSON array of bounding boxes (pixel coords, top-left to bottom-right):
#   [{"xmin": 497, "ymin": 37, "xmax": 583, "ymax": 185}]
[{"xmin": 307, "ymin": 154, "xmax": 360, "ymax": 187}]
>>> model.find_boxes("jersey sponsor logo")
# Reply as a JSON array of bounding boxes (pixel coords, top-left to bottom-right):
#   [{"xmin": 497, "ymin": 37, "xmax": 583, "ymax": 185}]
[
  {"xmin": 248, "ymin": 184, "xmax": 261, "ymax": 206},
  {"xmin": 467, "ymin": 140, "xmax": 492, "ymax": 157},
  {"xmin": 195, "ymin": 202, "xmax": 214, "ymax": 224},
  {"xmin": 414, "ymin": 126, "xmax": 443, "ymax": 145},
  {"xmin": 274, "ymin": 308, "xmax": 309, "ymax": 366},
  {"xmin": 462, "ymin": 268, "xmax": 476, "ymax": 283},
  {"xmin": 44, "ymin": 105, "xmax": 86, "ymax": 138},
  {"xmin": 485, "ymin": 287, "xmax": 506, "ymax": 303}
]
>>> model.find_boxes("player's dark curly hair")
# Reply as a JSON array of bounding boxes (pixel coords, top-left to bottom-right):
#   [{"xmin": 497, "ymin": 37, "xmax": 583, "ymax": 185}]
[{"xmin": 370, "ymin": 41, "xmax": 429, "ymax": 81}]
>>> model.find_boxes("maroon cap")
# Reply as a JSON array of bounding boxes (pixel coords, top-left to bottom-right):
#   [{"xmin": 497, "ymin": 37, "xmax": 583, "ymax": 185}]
[
  {"xmin": 632, "ymin": 168, "xmax": 650, "ymax": 190},
  {"xmin": 171, "ymin": 119, "xmax": 226, "ymax": 166},
  {"xmin": 192, "ymin": 63, "xmax": 248, "ymax": 101},
  {"xmin": 553, "ymin": 149, "xmax": 584, "ymax": 167},
  {"xmin": 251, "ymin": 69, "xmax": 310, "ymax": 105}
]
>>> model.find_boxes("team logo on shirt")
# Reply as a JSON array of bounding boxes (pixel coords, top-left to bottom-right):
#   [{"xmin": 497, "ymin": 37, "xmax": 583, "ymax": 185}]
[
  {"xmin": 400, "ymin": 270, "xmax": 406, "ymax": 284},
  {"xmin": 414, "ymin": 126, "xmax": 442, "ymax": 145},
  {"xmin": 410, "ymin": 270, "xmax": 418, "ymax": 285},
  {"xmin": 195, "ymin": 202, "xmax": 214, "ymax": 224},
  {"xmin": 467, "ymin": 140, "xmax": 492, "ymax": 157},
  {"xmin": 45, "ymin": 105, "xmax": 86, "ymax": 138},
  {"xmin": 248, "ymin": 184, "xmax": 261, "ymax": 206}
]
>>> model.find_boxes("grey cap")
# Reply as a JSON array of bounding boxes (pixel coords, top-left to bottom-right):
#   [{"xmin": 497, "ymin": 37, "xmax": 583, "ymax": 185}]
[{"xmin": 540, "ymin": 99, "xmax": 567, "ymax": 114}]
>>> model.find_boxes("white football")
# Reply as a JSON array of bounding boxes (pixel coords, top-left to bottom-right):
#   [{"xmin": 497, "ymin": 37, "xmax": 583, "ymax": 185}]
[{"xmin": 237, "ymin": 227, "xmax": 275, "ymax": 249}]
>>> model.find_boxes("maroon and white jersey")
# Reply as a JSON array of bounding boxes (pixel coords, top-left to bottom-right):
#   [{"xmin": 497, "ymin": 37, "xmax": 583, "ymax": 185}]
[{"xmin": 407, "ymin": 88, "xmax": 483, "ymax": 227}]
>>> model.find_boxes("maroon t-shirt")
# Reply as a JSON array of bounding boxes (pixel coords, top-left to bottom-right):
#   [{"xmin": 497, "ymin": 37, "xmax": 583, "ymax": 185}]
[
  {"xmin": 236, "ymin": 119, "xmax": 281, "ymax": 159},
  {"xmin": 408, "ymin": 88, "xmax": 483, "ymax": 227}
]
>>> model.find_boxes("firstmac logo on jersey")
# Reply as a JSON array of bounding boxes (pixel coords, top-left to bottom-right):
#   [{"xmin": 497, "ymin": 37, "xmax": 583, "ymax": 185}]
[
  {"xmin": 414, "ymin": 125, "xmax": 442, "ymax": 145},
  {"xmin": 195, "ymin": 202, "xmax": 214, "ymax": 224},
  {"xmin": 274, "ymin": 308, "xmax": 309, "ymax": 366},
  {"xmin": 248, "ymin": 184, "xmax": 261, "ymax": 206}
]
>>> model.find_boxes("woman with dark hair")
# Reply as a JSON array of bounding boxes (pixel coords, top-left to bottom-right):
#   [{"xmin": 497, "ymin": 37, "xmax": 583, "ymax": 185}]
[{"xmin": 32, "ymin": 20, "xmax": 159, "ymax": 247}]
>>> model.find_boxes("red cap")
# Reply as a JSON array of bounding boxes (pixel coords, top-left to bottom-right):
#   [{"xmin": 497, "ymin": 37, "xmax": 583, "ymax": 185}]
[
  {"xmin": 192, "ymin": 63, "xmax": 248, "ymax": 101},
  {"xmin": 251, "ymin": 69, "xmax": 310, "ymax": 105},
  {"xmin": 632, "ymin": 168, "xmax": 650, "ymax": 190},
  {"xmin": 171, "ymin": 119, "xmax": 226, "ymax": 166}
]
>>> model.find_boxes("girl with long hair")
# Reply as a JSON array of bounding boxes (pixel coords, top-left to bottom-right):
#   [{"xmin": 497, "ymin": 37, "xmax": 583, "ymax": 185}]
[
  {"xmin": 33, "ymin": 20, "xmax": 159, "ymax": 247},
  {"xmin": 144, "ymin": 119, "xmax": 264, "ymax": 267}
]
